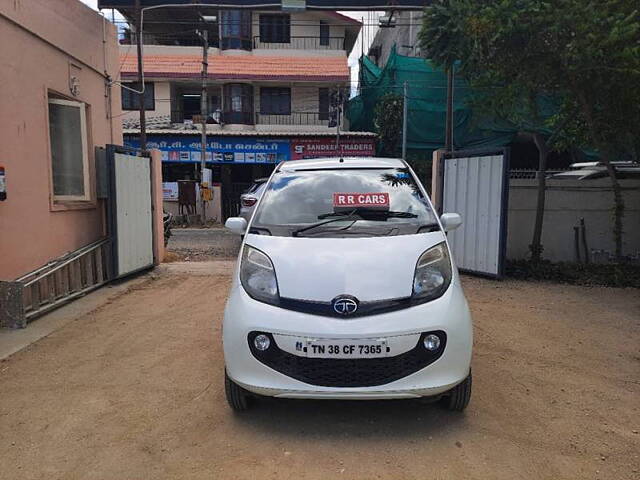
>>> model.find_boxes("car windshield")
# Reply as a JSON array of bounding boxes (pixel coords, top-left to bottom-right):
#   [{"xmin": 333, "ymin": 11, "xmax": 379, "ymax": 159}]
[
  {"xmin": 245, "ymin": 181, "xmax": 266, "ymax": 194},
  {"xmin": 251, "ymin": 167, "xmax": 439, "ymax": 237}
]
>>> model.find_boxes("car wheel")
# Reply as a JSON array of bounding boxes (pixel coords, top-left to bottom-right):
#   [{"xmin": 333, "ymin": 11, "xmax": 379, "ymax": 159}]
[
  {"xmin": 443, "ymin": 372, "xmax": 472, "ymax": 412},
  {"xmin": 224, "ymin": 371, "xmax": 251, "ymax": 412}
]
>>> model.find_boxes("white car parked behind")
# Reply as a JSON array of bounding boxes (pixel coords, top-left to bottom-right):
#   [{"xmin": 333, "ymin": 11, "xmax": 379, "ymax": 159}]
[
  {"xmin": 239, "ymin": 178, "xmax": 268, "ymax": 223},
  {"xmin": 223, "ymin": 157, "xmax": 472, "ymax": 412}
]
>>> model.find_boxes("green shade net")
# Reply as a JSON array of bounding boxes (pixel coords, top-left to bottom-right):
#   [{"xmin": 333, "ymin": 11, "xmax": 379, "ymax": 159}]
[{"xmin": 348, "ymin": 47, "xmax": 520, "ymax": 153}]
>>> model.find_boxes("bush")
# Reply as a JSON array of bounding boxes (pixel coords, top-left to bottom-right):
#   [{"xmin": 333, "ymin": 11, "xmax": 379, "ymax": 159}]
[
  {"xmin": 506, "ymin": 260, "xmax": 640, "ymax": 288},
  {"xmin": 374, "ymin": 93, "xmax": 404, "ymax": 156}
]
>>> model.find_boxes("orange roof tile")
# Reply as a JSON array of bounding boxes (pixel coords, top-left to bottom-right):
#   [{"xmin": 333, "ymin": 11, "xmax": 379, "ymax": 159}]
[{"xmin": 120, "ymin": 54, "xmax": 349, "ymax": 82}]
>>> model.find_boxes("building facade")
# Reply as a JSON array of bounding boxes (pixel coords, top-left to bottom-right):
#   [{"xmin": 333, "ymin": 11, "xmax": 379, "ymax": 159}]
[
  {"xmin": 368, "ymin": 11, "xmax": 423, "ymax": 67},
  {"xmin": 0, "ymin": 0, "xmax": 123, "ymax": 280},
  {"xmin": 109, "ymin": 5, "xmax": 376, "ymax": 219}
]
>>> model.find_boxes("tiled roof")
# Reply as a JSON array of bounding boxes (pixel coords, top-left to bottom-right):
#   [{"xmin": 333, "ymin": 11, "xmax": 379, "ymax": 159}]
[{"xmin": 120, "ymin": 54, "xmax": 350, "ymax": 82}]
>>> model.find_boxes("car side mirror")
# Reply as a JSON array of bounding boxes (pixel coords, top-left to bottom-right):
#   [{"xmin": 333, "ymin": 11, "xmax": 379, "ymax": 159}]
[
  {"xmin": 225, "ymin": 217, "xmax": 248, "ymax": 235},
  {"xmin": 440, "ymin": 213, "xmax": 462, "ymax": 232}
]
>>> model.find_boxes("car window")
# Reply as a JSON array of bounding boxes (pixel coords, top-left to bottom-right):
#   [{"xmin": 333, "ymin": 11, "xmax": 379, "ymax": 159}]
[{"xmin": 251, "ymin": 168, "xmax": 438, "ymax": 237}]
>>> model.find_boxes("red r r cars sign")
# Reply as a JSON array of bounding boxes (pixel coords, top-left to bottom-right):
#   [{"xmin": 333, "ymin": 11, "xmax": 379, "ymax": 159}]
[{"xmin": 333, "ymin": 192, "xmax": 390, "ymax": 209}]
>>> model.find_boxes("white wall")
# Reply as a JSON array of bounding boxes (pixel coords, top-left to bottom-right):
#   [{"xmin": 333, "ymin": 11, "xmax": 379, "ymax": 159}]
[
  {"xmin": 507, "ymin": 179, "xmax": 640, "ymax": 262},
  {"xmin": 370, "ymin": 11, "xmax": 423, "ymax": 66},
  {"xmin": 292, "ymin": 86, "xmax": 322, "ymax": 111}
]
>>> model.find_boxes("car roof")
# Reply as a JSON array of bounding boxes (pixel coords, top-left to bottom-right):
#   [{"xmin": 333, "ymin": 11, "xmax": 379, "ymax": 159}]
[{"xmin": 278, "ymin": 157, "xmax": 406, "ymax": 171}]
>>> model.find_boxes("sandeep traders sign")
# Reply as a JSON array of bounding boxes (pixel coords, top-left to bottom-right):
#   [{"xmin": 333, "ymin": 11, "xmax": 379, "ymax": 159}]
[{"xmin": 291, "ymin": 138, "xmax": 375, "ymax": 160}]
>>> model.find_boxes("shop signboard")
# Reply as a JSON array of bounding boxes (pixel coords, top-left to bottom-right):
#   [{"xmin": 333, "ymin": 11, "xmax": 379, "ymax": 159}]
[
  {"xmin": 124, "ymin": 135, "xmax": 290, "ymax": 164},
  {"xmin": 162, "ymin": 182, "xmax": 179, "ymax": 200},
  {"xmin": 290, "ymin": 138, "xmax": 376, "ymax": 160}
]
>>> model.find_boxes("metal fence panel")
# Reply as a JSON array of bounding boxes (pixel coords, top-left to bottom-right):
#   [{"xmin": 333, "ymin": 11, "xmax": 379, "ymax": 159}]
[
  {"xmin": 443, "ymin": 153, "xmax": 508, "ymax": 277},
  {"xmin": 111, "ymin": 150, "xmax": 154, "ymax": 278}
]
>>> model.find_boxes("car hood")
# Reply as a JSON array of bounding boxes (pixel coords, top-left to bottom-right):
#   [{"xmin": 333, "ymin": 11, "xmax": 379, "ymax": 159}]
[{"xmin": 244, "ymin": 232, "xmax": 448, "ymax": 302}]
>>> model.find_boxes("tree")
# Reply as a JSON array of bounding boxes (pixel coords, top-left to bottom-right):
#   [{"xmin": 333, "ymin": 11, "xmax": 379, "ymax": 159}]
[
  {"xmin": 419, "ymin": 0, "xmax": 640, "ymax": 262},
  {"xmin": 374, "ymin": 93, "xmax": 404, "ymax": 156}
]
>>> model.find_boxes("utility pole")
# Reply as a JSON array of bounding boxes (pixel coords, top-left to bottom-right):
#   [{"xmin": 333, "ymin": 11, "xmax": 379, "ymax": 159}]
[
  {"xmin": 444, "ymin": 66, "xmax": 454, "ymax": 152},
  {"xmin": 198, "ymin": 29, "xmax": 209, "ymax": 224},
  {"xmin": 334, "ymin": 89, "xmax": 342, "ymax": 153},
  {"xmin": 135, "ymin": 0, "xmax": 146, "ymax": 151},
  {"xmin": 402, "ymin": 81, "xmax": 408, "ymax": 160}
]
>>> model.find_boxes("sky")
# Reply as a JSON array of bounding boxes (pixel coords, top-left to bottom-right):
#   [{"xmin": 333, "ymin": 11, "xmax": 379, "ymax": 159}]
[
  {"xmin": 80, "ymin": 0, "xmax": 98, "ymax": 9},
  {"xmin": 79, "ymin": 0, "xmax": 379, "ymax": 94}
]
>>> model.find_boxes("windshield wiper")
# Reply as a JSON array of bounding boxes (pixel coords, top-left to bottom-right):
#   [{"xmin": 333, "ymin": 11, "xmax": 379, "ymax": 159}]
[
  {"xmin": 292, "ymin": 210, "xmax": 360, "ymax": 237},
  {"xmin": 292, "ymin": 209, "xmax": 422, "ymax": 237},
  {"xmin": 317, "ymin": 209, "xmax": 418, "ymax": 220},
  {"xmin": 417, "ymin": 223, "xmax": 441, "ymax": 233}
]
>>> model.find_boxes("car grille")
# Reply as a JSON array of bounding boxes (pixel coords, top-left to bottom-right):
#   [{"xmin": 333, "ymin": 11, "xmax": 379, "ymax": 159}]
[
  {"xmin": 248, "ymin": 331, "xmax": 446, "ymax": 388},
  {"xmin": 279, "ymin": 296, "xmax": 414, "ymax": 318}
]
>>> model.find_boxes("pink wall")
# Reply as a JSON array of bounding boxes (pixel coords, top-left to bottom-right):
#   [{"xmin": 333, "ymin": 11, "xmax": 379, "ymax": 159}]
[
  {"xmin": 150, "ymin": 150, "xmax": 166, "ymax": 265},
  {"xmin": 0, "ymin": 0, "xmax": 123, "ymax": 280}
]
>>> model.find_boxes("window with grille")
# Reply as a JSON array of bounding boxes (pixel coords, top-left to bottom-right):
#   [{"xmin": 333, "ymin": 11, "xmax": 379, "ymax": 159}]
[
  {"xmin": 260, "ymin": 87, "xmax": 291, "ymax": 115},
  {"xmin": 259, "ymin": 14, "xmax": 291, "ymax": 43},
  {"xmin": 223, "ymin": 84, "xmax": 254, "ymax": 124},
  {"xmin": 220, "ymin": 10, "xmax": 251, "ymax": 50},
  {"xmin": 121, "ymin": 82, "xmax": 155, "ymax": 111},
  {"xmin": 320, "ymin": 21, "xmax": 330, "ymax": 46},
  {"xmin": 319, "ymin": 88, "xmax": 330, "ymax": 120}
]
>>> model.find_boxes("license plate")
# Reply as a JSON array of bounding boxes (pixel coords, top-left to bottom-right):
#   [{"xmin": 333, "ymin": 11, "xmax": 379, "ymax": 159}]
[{"xmin": 306, "ymin": 338, "xmax": 389, "ymax": 359}]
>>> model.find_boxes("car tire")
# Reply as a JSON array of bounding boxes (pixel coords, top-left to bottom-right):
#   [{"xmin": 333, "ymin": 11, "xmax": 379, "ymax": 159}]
[
  {"xmin": 225, "ymin": 371, "xmax": 251, "ymax": 412},
  {"xmin": 443, "ymin": 372, "xmax": 472, "ymax": 412}
]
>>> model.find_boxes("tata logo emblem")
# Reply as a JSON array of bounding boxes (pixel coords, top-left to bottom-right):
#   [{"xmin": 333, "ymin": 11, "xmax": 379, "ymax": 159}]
[{"xmin": 332, "ymin": 295, "xmax": 359, "ymax": 316}]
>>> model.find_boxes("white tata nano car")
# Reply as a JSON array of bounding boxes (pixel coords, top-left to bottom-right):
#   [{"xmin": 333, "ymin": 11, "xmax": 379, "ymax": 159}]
[{"xmin": 223, "ymin": 157, "xmax": 473, "ymax": 412}]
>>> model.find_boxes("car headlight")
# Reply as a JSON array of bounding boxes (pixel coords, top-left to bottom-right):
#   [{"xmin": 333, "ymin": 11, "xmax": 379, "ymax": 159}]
[
  {"xmin": 412, "ymin": 242, "xmax": 452, "ymax": 304},
  {"xmin": 240, "ymin": 245, "xmax": 279, "ymax": 305}
]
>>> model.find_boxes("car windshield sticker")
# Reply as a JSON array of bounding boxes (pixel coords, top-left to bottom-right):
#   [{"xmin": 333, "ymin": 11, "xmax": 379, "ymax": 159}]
[{"xmin": 333, "ymin": 193, "xmax": 390, "ymax": 209}]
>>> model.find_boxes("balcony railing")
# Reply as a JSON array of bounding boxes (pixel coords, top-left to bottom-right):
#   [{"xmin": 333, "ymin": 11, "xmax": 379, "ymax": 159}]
[
  {"xmin": 121, "ymin": 34, "xmax": 345, "ymax": 50},
  {"xmin": 169, "ymin": 110, "xmax": 331, "ymax": 127},
  {"xmin": 252, "ymin": 36, "xmax": 345, "ymax": 50},
  {"xmin": 121, "ymin": 33, "xmax": 220, "ymax": 48},
  {"xmin": 256, "ymin": 111, "xmax": 330, "ymax": 126}
]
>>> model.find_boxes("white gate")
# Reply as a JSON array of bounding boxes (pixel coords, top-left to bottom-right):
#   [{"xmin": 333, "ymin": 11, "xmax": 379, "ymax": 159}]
[
  {"xmin": 441, "ymin": 149, "xmax": 509, "ymax": 277},
  {"xmin": 106, "ymin": 146, "xmax": 154, "ymax": 278}
]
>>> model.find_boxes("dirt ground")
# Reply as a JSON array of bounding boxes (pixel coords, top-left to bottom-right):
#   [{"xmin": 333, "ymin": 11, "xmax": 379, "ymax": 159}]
[
  {"xmin": 167, "ymin": 228, "xmax": 241, "ymax": 261},
  {"xmin": 0, "ymin": 262, "xmax": 638, "ymax": 480}
]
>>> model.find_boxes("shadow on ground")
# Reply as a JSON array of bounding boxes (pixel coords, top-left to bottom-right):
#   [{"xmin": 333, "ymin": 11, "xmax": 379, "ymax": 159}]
[{"xmin": 230, "ymin": 396, "xmax": 468, "ymax": 440}]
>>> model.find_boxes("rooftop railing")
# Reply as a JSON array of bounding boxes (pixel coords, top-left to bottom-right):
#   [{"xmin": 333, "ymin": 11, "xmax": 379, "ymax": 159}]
[{"xmin": 252, "ymin": 36, "xmax": 345, "ymax": 50}]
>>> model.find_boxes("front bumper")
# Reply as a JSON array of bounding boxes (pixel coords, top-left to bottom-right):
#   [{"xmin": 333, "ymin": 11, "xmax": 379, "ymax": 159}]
[{"xmin": 222, "ymin": 281, "xmax": 473, "ymax": 400}]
